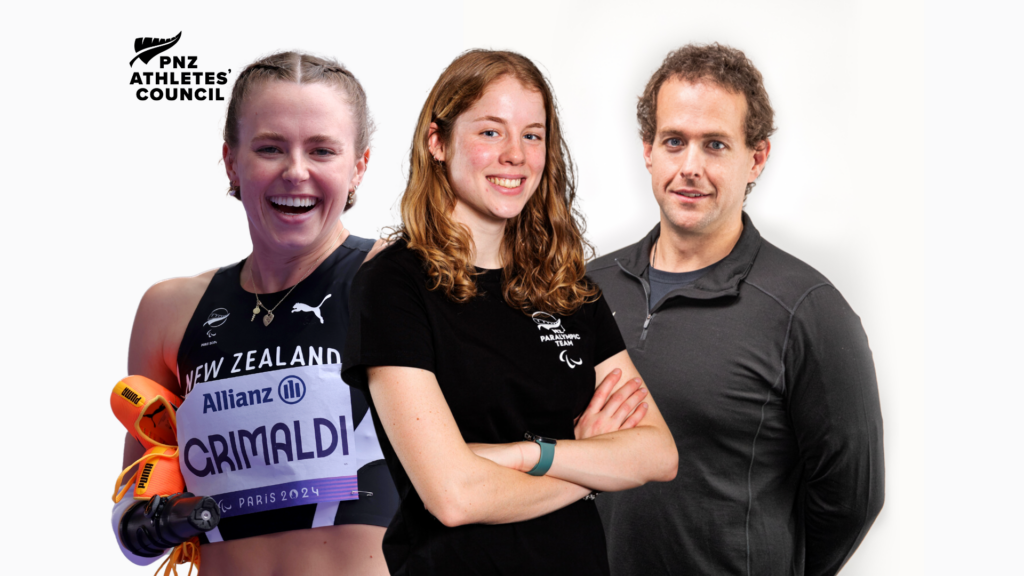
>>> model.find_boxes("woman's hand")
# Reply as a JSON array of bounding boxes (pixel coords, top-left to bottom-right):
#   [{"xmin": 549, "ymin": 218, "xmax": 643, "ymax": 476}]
[
  {"xmin": 574, "ymin": 369, "xmax": 649, "ymax": 440},
  {"xmin": 468, "ymin": 442, "xmax": 539, "ymax": 472},
  {"xmin": 468, "ymin": 369, "xmax": 651, "ymax": 473}
]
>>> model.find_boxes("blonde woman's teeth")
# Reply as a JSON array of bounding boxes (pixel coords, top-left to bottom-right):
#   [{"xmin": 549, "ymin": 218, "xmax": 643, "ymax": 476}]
[
  {"xmin": 270, "ymin": 196, "xmax": 317, "ymax": 207},
  {"xmin": 487, "ymin": 177, "xmax": 523, "ymax": 189}
]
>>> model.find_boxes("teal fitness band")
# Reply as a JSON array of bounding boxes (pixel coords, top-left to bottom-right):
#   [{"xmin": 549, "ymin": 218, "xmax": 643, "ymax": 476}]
[{"xmin": 524, "ymin": 432, "xmax": 556, "ymax": 476}]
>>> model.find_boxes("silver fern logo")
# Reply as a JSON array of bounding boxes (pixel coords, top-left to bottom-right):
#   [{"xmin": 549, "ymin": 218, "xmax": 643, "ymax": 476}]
[
  {"xmin": 531, "ymin": 311, "xmax": 565, "ymax": 334},
  {"xmin": 203, "ymin": 307, "xmax": 229, "ymax": 339},
  {"xmin": 130, "ymin": 32, "xmax": 181, "ymax": 67},
  {"xmin": 204, "ymin": 308, "xmax": 230, "ymax": 328}
]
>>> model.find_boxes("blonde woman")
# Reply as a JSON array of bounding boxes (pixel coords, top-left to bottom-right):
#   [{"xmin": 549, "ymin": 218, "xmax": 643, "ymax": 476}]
[{"xmin": 118, "ymin": 52, "xmax": 395, "ymax": 575}]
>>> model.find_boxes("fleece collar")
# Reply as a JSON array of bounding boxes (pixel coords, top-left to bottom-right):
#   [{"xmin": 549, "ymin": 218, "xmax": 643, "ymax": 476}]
[{"xmin": 614, "ymin": 212, "xmax": 763, "ymax": 300}]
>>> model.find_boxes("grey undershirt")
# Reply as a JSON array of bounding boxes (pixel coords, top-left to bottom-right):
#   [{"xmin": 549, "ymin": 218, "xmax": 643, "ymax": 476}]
[{"xmin": 644, "ymin": 263, "xmax": 716, "ymax": 312}]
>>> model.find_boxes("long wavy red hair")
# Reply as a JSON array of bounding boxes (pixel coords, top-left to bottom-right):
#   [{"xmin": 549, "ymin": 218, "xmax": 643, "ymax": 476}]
[{"xmin": 396, "ymin": 50, "xmax": 597, "ymax": 316}]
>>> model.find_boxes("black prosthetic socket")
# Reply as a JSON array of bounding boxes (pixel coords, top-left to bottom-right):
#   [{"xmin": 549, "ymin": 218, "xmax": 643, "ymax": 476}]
[{"xmin": 118, "ymin": 492, "xmax": 220, "ymax": 557}]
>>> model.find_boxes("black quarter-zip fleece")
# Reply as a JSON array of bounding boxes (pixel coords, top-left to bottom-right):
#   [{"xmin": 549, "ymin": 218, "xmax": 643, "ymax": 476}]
[{"xmin": 588, "ymin": 213, "xmax": 884, "ymax": 576}]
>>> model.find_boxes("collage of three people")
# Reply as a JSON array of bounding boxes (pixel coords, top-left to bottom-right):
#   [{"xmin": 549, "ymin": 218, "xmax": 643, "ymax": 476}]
[{"xmin": 109, "ymin": 32, "xmax": 884, "ymax": 576}]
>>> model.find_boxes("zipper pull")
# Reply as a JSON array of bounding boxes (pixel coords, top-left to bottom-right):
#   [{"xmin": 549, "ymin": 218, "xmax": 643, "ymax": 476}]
[{"xmin": 640, "ymin": 313, "xmax": 654, "ymax": 342}]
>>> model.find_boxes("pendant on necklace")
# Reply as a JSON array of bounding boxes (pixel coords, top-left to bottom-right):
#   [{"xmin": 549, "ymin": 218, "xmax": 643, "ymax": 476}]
[
  {"xmin": 263, "ymin": 311, "xmax": 274, "ymax": 326},
  {"xmin": 251, "ymin": 305, "xmax": 261, "ymax": 322}
]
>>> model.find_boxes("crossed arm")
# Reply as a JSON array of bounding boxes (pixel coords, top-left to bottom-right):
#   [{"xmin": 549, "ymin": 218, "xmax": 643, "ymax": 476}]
[{"xmin": 367, "ymin": 349, "xmax": 678, "ymax": 527}]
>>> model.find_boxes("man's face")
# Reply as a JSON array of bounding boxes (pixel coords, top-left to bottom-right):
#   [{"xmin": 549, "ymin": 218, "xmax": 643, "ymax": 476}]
[{"xmin": 644, "ymin": 77, "xmax": 769, "ymax": 240}]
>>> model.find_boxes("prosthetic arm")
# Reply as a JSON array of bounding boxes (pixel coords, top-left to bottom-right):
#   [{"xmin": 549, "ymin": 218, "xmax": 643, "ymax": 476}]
[{"xmin": 110, "ymin": 376, "xmax": 220, "ymax": 566}]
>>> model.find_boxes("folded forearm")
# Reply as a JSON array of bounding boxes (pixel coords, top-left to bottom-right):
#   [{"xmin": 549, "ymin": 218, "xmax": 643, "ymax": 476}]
[
  {"xmin": 423, "ymin": 455, "xmax": 591, "ymax": 526},
  {"xmin": 547, "ymin": 426, "xmax": 678, "ymax": 491}
]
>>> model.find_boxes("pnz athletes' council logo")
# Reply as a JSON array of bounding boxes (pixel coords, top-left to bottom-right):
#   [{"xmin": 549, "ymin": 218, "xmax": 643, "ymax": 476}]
[
  {"xmin": 278, "ymin": 375, "xmax": 306, "ymax": 405},
  {"xmin": 128, "ymin": 32, "xmax": 231, "ymax": 102}
]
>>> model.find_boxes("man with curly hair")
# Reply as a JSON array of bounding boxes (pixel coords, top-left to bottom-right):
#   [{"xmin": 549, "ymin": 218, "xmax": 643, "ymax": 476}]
[{"xmin": 589, "ymin": 43, "xmax": 884, "ymax": 575}]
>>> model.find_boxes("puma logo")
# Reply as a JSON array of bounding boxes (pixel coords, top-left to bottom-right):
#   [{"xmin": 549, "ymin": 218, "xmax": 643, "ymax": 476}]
[{"xmin": 291, "ymin": 294, "xmax": 332, "ymax": 324}]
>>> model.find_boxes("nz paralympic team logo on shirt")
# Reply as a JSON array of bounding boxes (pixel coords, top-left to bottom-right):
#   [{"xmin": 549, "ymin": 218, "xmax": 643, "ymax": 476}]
[
  {"xmin": 202, "ymin": 307, "xmax": 229, "ymax": 340},
  {"xmin": 204, "ymin": 308, "xmax": 230, "ymax": 328},
  {"xmin": 532, "ymin": 311, "xmax": 583, "ymax": 368},
  {"xmin": 532, "ymin": 311, "xmax": 565, "ymax": 333},
  {"xmin": 278, "ymin": 375, "xmax": 306, "ymax": 404}
]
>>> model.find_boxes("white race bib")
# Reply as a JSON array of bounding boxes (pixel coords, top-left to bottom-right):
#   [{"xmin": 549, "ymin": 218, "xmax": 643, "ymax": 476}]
[{"xmin": 176, "ymin": 363, "xmax": 357, "ymax": 518}]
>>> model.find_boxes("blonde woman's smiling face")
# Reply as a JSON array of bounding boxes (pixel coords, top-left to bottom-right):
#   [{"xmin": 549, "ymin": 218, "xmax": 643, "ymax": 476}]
[{"xmin": 224, "ymin": 81, "xmax": 366, "ymax": 254}]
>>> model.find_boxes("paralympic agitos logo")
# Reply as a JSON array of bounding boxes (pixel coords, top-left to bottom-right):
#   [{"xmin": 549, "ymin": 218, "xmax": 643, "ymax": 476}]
[{"xmin": 129, "ymin": 32, "xmax": 231, "ymax": 102}]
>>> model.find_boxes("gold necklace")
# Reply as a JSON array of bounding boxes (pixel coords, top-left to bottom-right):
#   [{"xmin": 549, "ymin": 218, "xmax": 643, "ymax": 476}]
[
  {"xmin": 250, "ymin": 282, "xmax": 299, "ymax": 326},
  {"xmin": 248, "ymin": 232, "xmax": 342, "ymax": 326}
]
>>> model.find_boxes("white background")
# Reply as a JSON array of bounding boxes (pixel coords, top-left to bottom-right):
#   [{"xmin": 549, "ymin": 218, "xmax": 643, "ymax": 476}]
[{"xmin": 0, "ymin": 0, "xmax": 1017, "ymax": 573}]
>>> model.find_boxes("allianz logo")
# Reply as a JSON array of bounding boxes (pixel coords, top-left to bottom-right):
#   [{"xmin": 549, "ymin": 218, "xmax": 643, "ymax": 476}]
[{"xmin": 201, "ymin": 375, "xmax": 306, "ymax": 414}]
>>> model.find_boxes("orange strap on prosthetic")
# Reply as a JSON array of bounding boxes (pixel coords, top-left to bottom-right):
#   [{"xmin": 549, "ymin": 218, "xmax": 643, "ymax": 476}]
[
  {"xmin": 155, "ymin": 537, "xmax": 201, "ymax": 576},
  {"xmin": 111, "ymin": 376, "xmax": 202, "ymax": 574},
  {"xmin": 111, "ymin": 376, "xmax": 185, "ymax": 503},
  {"xmin": 112, "ymin": 446, "xmax": 185, "ymax": 502},
  {"xmin": 111, "ymin": 375, "xmax": 181, "ymax": 450}
]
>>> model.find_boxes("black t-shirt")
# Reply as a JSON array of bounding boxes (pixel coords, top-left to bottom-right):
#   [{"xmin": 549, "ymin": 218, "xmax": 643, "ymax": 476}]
[{"xmin": 342, "ymin": 240, "xmax": 625, "ymax": 576}]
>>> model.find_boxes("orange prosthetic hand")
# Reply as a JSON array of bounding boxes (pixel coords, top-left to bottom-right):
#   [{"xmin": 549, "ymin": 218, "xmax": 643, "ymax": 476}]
[{"xmin": 111, "ymin": 376, "xmax": 218, "ymax": 574}]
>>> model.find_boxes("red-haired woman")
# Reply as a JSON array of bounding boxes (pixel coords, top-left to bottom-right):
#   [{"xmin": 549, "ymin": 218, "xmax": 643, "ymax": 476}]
[
  {"xmin": 343, "ymin": 50, "xmax": 678, "ymax": 575},
  {"xmin": 116, "ymin": 52, "xmax": 395, "ymax": 575}
]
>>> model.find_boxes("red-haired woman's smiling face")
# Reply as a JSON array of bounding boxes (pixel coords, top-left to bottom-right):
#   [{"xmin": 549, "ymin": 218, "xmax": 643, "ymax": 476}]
[{"xmin": 430, "ymin": 76, "xmax": 546, "ymax": 233}]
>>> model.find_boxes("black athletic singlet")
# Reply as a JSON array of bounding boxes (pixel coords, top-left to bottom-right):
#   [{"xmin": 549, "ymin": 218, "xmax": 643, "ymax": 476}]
[{"xmin": 176, "ymin": 235, "xmax": 397, "ymax": 543}]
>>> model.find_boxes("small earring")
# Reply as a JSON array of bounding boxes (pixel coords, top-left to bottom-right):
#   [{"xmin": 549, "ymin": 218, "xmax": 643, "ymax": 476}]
[
  {"xmin": 345, "ymin": 188, "xmax": 356, "ymax": 209},
  {"xmin": 229, "ymin": 183, "xmax": 241, "ymax": 199}
]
